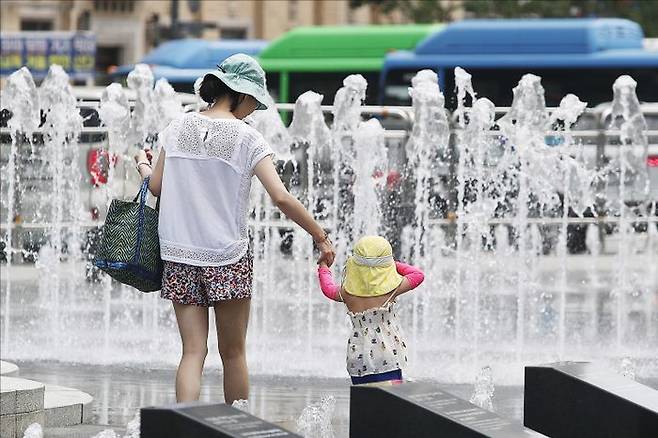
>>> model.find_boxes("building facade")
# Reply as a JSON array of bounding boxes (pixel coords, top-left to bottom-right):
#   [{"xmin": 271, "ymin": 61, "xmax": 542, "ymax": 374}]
[{"xmin": 1, "ymin": 0, "xmax": 416, "ymax": 72}]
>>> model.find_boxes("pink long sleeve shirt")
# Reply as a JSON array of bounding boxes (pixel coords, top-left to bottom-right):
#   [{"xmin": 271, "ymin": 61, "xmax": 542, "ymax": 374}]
[{"xmin": 317, "ymin": 261, "xmax": 424, "ymax": 302}]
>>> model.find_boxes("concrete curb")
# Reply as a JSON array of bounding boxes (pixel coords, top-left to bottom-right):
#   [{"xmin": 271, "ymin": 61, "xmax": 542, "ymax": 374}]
[
  {"xmin": 0, "ymin": 361, "xmax": 19, "ymax": 377},
  {"xmin": 1, "ymin": 376, "xmax": 45, "ymax": 438},
  {"xmin": 1, "ymin": 375, "xmax": 94, "ymax": 436},
  {"xmin": 44, "ymin": 384, "xmax": 94, "ymax": 427}
]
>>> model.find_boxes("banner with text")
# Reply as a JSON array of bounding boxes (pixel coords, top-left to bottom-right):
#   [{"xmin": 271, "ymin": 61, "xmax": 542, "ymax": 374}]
[{"xmin": 1, "ymin": 32, "xmax": 95, "ymax": 80}]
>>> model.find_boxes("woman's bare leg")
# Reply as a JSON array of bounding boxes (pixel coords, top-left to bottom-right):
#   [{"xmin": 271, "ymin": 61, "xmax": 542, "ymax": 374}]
[
  {"xmin": 214, "ymin": 298, "xmax": 250, "ymax": 404},
  {"xmin": 173, "ymin": 302, "xmax": 209, "ymax": 402}
]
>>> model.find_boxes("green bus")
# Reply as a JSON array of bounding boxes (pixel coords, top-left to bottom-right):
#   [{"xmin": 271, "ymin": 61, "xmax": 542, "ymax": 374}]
[{"xmin": 258, "ymin": 24, "xmax": 443, "ymax": 106}]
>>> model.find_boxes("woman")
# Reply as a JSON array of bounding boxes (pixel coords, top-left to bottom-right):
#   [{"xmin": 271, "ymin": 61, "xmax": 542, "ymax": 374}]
[{"xmin": 134, "ymin": 54, "xmax": 335, "ymax": 404}]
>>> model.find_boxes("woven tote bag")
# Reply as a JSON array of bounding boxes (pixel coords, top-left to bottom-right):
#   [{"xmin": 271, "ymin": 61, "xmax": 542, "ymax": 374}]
[{"xmin": 94, "ymin": 177, "xmax": 163, "ymax": 292}]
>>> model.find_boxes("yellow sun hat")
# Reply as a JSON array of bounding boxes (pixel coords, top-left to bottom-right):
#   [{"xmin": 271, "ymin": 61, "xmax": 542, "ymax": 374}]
[{"xmin": 343, "ymin": 235, "xmax": 403, "ymax": 297}]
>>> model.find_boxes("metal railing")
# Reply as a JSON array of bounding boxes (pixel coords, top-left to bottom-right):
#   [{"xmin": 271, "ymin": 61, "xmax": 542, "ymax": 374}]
[
  {"xmin": 1, "ymin": 104, "xmax": 657, "ymax": 234},
  {"xmin": 2, "ymin": 104, "xmax": 657, "ymax": 138}
]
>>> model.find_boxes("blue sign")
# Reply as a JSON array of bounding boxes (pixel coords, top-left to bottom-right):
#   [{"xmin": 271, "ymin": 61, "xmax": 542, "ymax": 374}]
[{"xmin": 0, "ymin": 32, "xmax": 96, "ymax": 80}]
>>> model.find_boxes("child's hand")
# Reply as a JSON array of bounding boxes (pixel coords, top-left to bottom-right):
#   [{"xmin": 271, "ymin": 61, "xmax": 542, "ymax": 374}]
[{"xmin": 316, "ymin": 238, "xmax": 335, "ymax": 267}]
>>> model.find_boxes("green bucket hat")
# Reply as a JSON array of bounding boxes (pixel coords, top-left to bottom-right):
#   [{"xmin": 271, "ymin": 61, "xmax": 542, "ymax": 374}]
[{"xmin": 205, "ymin": 53, "xmax": 269, "ymax": 110}]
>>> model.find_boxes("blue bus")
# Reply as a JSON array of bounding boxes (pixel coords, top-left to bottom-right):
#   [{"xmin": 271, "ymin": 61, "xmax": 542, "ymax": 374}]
[
  {"xmin": 113, "ymin": 39, "xmax": 267, "ymax": 93},
  {"xmin": 380, "ymin": 19, "xmax": 658, "ymax": 108}
]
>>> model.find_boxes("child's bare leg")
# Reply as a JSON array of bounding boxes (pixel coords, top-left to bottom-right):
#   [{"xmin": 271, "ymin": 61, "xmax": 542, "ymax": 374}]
[
  {"xmin": 173, "ymin": 302, "xmax": 209, "ymax": 402},
  {"xmin": 214, "ymin": 298, "xmax": 251, "ymax": 404}
]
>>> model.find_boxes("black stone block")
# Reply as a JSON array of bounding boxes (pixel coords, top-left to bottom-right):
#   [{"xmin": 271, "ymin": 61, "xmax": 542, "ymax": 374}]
[
  {"xmin": 524, "ymin": 361, "xmax": 658, "ymax": 438},
  {"xmin": 141, "ymin": 402, "xmax": 301, "ymax": 438},
  {"xmin": 350, "ymin": 382, "xmax": 545, "ymax": 438}
]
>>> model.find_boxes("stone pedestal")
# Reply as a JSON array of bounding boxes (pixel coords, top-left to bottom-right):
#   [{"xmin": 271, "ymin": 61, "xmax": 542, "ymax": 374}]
[
  {"xmin": 350, "ymin": 382, "xmax": 545, "ymax": 438},
  {"xmin": 524, "ymin": 362, "xmax": 658, "ymax": 438},
  {"xmin": 141, "ymin": 402, "xmax": 302, "ymax": 438},
  {"xmin": 0, "ymin": 376, "xmax": 45, "ymax": 438}
]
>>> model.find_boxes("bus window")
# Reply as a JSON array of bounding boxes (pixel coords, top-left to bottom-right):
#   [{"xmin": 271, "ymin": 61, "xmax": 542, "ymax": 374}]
[
  {"xmin": 170, "ymin": 82, "xmax": 195, "ymax": 94},
  {"xmin": 443, "ymin": 69, "xmax": 524, "ymax": 110},
  {"xmin": 382, "ymin": 69, "xmax": 420, "ymax": 106},
  {"xmin": 538, "ymin": 68, "xmax": 658, "ymax": 106},
  {"xmin": 289, "ymin": 72, "xmax": 380, "ymax": 105},
  {"xmin": 443, "ymin": 68, "xmax": 658, "ymax": 109},
  {"xmin": 266, "ymin": 72, "xmax": 280, "ymax": 103}
]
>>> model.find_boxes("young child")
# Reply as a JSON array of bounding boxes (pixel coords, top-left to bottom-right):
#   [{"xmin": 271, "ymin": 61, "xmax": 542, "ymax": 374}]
[{"xmin": 317, "ymin": 235, "xmax": 425, "ymax": 385}]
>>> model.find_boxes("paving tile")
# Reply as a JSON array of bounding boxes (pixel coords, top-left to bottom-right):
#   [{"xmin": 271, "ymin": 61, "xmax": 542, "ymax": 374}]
[
  {"xmin": 16, "ymin": 384, "xmax": 45, "ymax": 414},
  {"xmin": 0, "ymin": 414, "xmax": 17, "ymax": 438},
  {"xmin": 16, "ymin": 410, "xmax": 45, "ymax": 437},
  {"xmin": 44, "ymin": 384, "xmax": 93, "ymax": 427},
  {"xmin": 1, "ymin": 388, "xmax": 17, "ymax": 416},
  {"xmin": 45, "ymin": 403, "xmax": 82, "ymax": 428},
  {"xmin": 2, "ymin": 376, "xmax": 45, "ymax": 415}
]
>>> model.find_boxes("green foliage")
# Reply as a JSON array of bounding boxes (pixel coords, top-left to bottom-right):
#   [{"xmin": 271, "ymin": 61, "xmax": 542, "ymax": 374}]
[
  {"xmin": 349, "ymin": 0, "xmax": 458, "ymax": 23},
  {"xmin": 350, "ymin": 0, "xmax": 658, "ymax": 37}
]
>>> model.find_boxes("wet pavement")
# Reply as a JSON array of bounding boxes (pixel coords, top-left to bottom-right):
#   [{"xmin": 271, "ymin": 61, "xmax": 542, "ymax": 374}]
[
  {"xmin": 13, "ymin": 360, "xmax": 527, "ymax": 438},
  {"xmin": 8, "ymin": 358, "xmax": 658, "ymax": 437},
  {"xmin": 3, "ymin": 255, "xmax": 657, "ymax": 436}
]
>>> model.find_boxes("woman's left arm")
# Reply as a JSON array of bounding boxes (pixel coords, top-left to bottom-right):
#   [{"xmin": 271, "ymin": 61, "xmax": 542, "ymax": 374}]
[{"xmin": 135, "ymin": 148, "xmax": 165, "ymax": 197}]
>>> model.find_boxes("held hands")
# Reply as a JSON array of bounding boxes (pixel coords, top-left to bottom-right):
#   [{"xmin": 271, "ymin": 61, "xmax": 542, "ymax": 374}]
[{"xmin": 316, "ymin": 238, "xmax": 335, "ymax": 268}]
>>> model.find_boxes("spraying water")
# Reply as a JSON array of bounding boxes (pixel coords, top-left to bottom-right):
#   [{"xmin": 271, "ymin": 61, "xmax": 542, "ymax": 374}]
[
  {"xmin": 34, "ymin": 65, "xmax": 84, "ymax": 352},
  {"xmin": 1, "ymin": 67, "xmax": 39, "ymax": 350},
  {"xmin": 99, "ymin": 83, "xmax": 131, "ymax": 155},
  {"xmin": 331, "ymin": 74, "xmax": 368, "ymax": 268},
  {"xmin": 619, "ymin": 357, "xmax": 636, "ymax": 381},
  {"xmin": 1, "ymin": 66, "xmax": 656, "ymax": 384},
  {"xmin": 454, "ymin": 67, "xmax": 476, "ymax": 126},
  {"xmin": 406, "ymin": 69, "xmax": 449, "ymax": 263},
  {"xmin": 352, "ymin": 118, "xmax": 386, "ymax": 237},
  {"xmin": 289, "ymin": 90, "xmax": 332, "ymax": 216},
  {"xmin": 296, "ymin": 395, "xmax": 336, "ymax": 438},
  {"xmin": 153, "ymin": 78, "xmax": 183, "ymax": 132},
  {"xmin": 453, "ymin": 95, "xmax": 497, "ymax": 362},
  {"xmin": 250, "ymin": 92, "xmax": 293, "ymax": 161},
  {"xmin": 609, "ymin": 75, "xmax": 650, "ymax": 351},
  {"xmin": 231, "ymin": 399, "xmax": 250, "ymax": 412},
  {"xmin": 21, "ymin": 423, "xmax": 43, "ymax": 438},
  {"xmin": 469, "ymin": 365, "xmax": 495, "ymax": 411},
  {"xmin": 126, "ymin": 64, "xmax": 157, "ymax": 149},
  {"xmin": 403, "ymin": 71, "xmax": 450, "ymax": 360},
  {"xmin": 91, "ymin": 430, "xmax": 119, "ymax": 438}
]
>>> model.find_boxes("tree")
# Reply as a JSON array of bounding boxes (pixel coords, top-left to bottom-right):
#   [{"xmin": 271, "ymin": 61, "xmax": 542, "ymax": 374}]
[
  {"xmin": 350, "ymin": 0, "xmax": 658, "ymax": 37},
  {"xmin": 349, "ymin": 0, "xmax": 458, "ymax": 23},
  {"xmin": 463, "ymin": 0, "xmax": 658, "ymax": 37}
]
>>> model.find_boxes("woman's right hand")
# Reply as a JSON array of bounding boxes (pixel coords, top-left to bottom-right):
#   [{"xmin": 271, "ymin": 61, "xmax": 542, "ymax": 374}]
[
  {"xmin": 317, "ymin": 239, "xmax": 336, "ymax": 267},
  {"xmin": 134, "ymin": 148, "xmax": 153, "ymax": 166}
]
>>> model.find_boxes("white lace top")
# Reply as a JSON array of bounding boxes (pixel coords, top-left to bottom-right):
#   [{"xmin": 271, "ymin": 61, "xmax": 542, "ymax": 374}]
[{"xmin": 158, "ymin": 112, "xmax": 273, "ymax": 266}]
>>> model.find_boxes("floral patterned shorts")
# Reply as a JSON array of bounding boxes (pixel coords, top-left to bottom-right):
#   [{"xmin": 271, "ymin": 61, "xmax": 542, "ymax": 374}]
[{"xmin": 161, "ymin": 251, "xmax": 253, "ymax": 306}]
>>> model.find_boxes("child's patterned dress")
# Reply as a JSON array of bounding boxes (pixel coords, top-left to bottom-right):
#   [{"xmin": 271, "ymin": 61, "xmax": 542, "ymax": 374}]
[{"xmin": 344, "ymin": 294, "xmax": 408, "ymax": 378}]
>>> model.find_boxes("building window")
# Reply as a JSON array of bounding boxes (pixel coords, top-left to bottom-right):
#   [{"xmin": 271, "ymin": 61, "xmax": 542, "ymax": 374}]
[
  {"xmin": 96, "ymin": 45, "xmax": 123, "ymax": 85},
  {"xmin": 77, "ymin": 11, "xmax": 91, "ymax": 31},
  {"xmin": 93, "ymin": 0, "xmax": 135, "ymax": 13},
  {"xmin": 347, "ymin": 7, "xmax": 356, "ymax": 24},
  {"xmin": 220, "ymin": 27, "xmax": 247, "ymax": 39},
  {"xmin": 289, "ymin": 0, "xmax": 299, "ymax": 22},
  {"xmin": 227, "ymin": 0, "xmax": 238, "ymax": 18},
  {"xmin": 20, "ymin": 19, "xmax": 53, "ymax": 31}
]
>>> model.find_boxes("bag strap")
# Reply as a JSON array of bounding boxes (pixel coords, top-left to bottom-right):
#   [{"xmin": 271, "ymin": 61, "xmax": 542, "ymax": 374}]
[
  {"xmin": 133, "ymin": 177, "xmax": 149, "ymax": 264},
  {"xmin": 133, "ymin": 177, "xmax": 161, "ymax": 210},
  {"xmin": 133, "ymin": 177, "xmax": 150, "ymax": 204}
]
